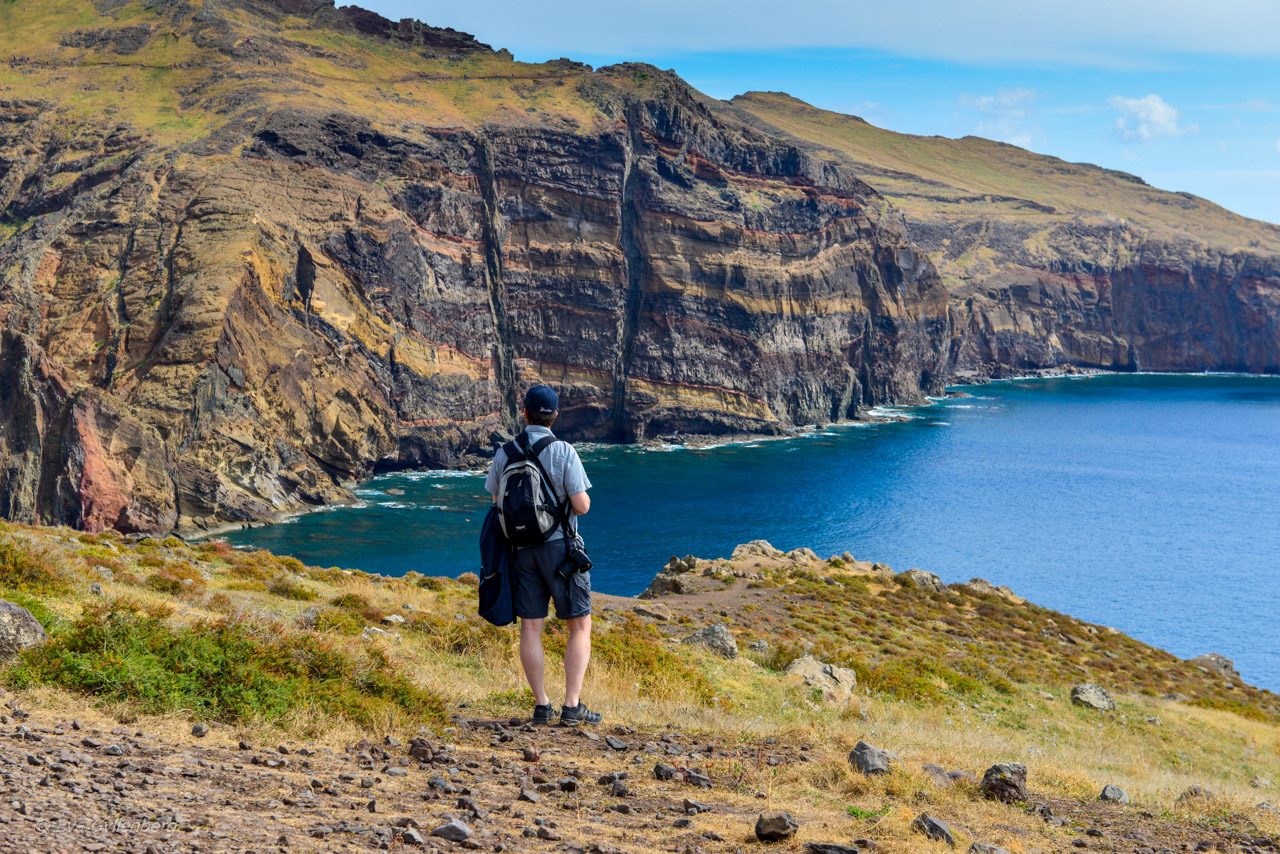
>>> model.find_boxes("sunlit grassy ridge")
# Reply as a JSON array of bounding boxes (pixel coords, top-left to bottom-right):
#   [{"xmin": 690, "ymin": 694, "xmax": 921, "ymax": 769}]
[
  {"xmin": 0, "ymin": 0, "xmax": 611, "ymax": 149},
  {"xmin": 732, "ymin": 91, "xmax": 1280, "ymax": 257}
]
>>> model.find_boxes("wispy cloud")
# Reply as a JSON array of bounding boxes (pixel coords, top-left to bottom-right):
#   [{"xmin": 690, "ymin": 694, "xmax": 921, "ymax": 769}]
[
  {"xmin": 1109, "ymin": 94, "xmax": 1196, "ymax": 141},
  {"xmin": 959, "ymin": 88, "xmax": 1040, "ymax": 148}
]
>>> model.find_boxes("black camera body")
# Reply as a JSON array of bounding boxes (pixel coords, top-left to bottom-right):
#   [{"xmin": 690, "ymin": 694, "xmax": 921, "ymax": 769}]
[{"xmin": 557, "ymin": 536, "xmax": 593, "ymax": 579}]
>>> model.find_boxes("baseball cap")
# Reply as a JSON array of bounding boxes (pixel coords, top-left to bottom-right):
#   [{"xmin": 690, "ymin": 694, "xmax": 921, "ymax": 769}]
[{"xmin": 523, "ymin": 384, "xmax": 559, "ymax": 415}]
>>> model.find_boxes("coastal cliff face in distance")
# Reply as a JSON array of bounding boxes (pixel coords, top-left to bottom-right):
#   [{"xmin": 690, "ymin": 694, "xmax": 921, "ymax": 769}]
[
  {"xmin": 0, "ymin": 2, "xmax": 950, "ymax": 534},
  {"xmin": 732, "ymin": 92, "xmax": 1280, "ymax": 375}
]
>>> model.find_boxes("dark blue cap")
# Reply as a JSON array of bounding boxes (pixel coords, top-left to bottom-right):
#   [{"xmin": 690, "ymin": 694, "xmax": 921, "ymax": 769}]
[{"xmin": 523, "ymin": 384, "xmax": 559, "ymax": 415}]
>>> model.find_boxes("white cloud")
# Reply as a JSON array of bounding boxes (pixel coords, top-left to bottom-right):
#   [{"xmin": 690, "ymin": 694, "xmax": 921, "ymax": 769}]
[
  {"xmin": 959, "ymin": 88, "xmax": 1040, "ymax": 148},
  {"xmin": 1109, "ymin": 94, "xmax": 1196, "ymax": 141}
]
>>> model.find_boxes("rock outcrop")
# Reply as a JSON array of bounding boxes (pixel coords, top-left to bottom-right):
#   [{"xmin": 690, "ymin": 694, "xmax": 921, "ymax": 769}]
[
  {"xmin": 0, "ymin": 600, "xmax": 47, "ymax": 660},
  {"xmin": 0, "ymin": 2, "xmax": 949, "ymax": 534}
]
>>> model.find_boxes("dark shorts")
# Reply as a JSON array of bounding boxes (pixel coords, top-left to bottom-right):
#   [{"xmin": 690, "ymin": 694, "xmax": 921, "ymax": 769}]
[{"xmin": 513, "ymin": 539, "xmax": 592, "ymax": 620}]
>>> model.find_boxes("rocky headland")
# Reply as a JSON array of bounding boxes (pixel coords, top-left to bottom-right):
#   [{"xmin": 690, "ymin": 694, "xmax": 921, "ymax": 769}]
[
  {"xmin": 0, "ymin": 1, "xmax": 1277, "ymax": 537},
  {"xmin": 0, "ymin": 522, "xmax": 1278, "ymax": 852}
]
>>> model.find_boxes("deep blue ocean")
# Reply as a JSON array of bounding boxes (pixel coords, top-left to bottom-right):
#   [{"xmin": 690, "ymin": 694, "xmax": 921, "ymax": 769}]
[{"xmin": 222, "ymin": 375, "xmax": 1280, "ymax": 691}]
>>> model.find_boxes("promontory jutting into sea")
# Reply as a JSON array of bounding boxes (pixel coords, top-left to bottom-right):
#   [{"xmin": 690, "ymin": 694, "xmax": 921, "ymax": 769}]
[{"xmin": 1, "ymin": 1, "xmax": 1279, "ymax": 849}]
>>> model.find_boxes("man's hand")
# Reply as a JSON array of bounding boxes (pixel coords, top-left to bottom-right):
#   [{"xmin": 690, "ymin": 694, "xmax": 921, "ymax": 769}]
[{"xmin": 569, "ymin": 491, "xmax": 590, "ymax": 516}]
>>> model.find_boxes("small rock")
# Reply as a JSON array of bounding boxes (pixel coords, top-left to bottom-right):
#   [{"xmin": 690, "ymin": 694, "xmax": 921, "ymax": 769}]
[
  {"xmin": 754, "ymin": 811, "xmax": 798, "ymax": 842},
  {"xmin": 522, "ymin": 746, "xmax": 539, "ymax": 762},
  {"xmin": 382, "ymin": 614, "xmax": 406, "ymax": 626},
  {"xmin": 1250, "ymin": 776, "xmax": 1273, "ymax": 789},
  {"xmin": 683, "ymin": 798, "xmax": 710, "ymax": 814},
  {"xmin": 191, "ymin": 723, "xmax": 209, "ymax": 738},
  {"xmin": 401, "ymin": 828, "xmax": 425, "ymax": 846},
  {"xmin": 922, "ymin": 763, "xmax": 953, "ymax": 787},
  {"xmin": 605, "ymin": 735, "xmax": 628, "ymax": 751},
  {"xmin": 1189, "ymin": 653, "xmax": 1238, "ymax": 679},
  {"xmin": 634, "ymin": 603, "xmax": 672, "ymax": 621},
  {"xmin": 980, "ymin": 763, "xmax": 1028, "ymax": 803},
  {"xmin": 518, "ymin": 788, "xmax": 540, "ymax": 803},
  {"xmin": 1099, "ymin": 784, "xmax": 1130, "ymax": 804},
  {"xmin": 898, "ymin": 569, "xmax": 945, "ymax": 592},
  {"xmin": 654, "ymin": 762, "xmax": 679, "ymax": 781},
  {"xmin": 849, "ymin": 741, "xmax": 892, "ymax": 776},
  {"xmin": 1070, "ymin": 683, "xmax": 1116, "ymax": 711},
  {"xmin": 1175, "ymin": 785, "xmax": 1214, "ymax": 806},
  {"xmin": 911, "ymin": 813, "xmax": 955, "ymax": 847},
  {"xmin": 681, "ymin": 624, "xmax": 738, "ymax": 659},
  {"xmin": 968, "ymin": 845, "xmax": 1012, "ymax": 854},
  {"xmin": 430, "ymin": 819, "xmax": 471, "ymax": 842}
]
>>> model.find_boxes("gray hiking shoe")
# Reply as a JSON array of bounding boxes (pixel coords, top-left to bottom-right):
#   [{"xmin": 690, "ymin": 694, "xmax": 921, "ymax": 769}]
[
  {"xmin": 559, "ymin": 702, "xmax": 603, "ymax": 726},
  {"xmin": 532, "ymin": 703, "xmax": 557, "ymax": 725}
]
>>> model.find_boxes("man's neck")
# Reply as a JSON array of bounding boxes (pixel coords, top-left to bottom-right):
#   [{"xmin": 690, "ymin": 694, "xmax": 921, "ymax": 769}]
[{"xmin": 523, "ymin": 424, "xmax": 553, "ymax": 437}]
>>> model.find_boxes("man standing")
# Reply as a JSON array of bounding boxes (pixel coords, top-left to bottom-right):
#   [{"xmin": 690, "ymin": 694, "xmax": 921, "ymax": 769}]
[{"xmin": 485, "ymin": 384, "xmax": 602, "ymax": 726}]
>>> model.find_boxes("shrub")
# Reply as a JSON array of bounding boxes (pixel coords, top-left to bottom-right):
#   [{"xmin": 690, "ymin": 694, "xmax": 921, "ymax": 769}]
[
  {"xmin": 330, "ymin": 593, "xmax": 383, "ymax": 623},
  {"xmin": 0, "ymin": 534, "xmax": 71, "ymax": 594},
  {"xmin": 145, "ymin": 562, "xmax": 206, "ymax": 597},
  {"xmin": 268, "ymin": 576, "xmax": 317, "ymax": 601},
  {"xmin": 550, "ymin": 616, "xmax": 716, "ymax": 706},
  {"xmin": 313, "ymin": 607, "xmax": 365, "ymax": 636},
  {"xmin": 6, "ymin": 601, "xmax": 446, "ymax": 729}
]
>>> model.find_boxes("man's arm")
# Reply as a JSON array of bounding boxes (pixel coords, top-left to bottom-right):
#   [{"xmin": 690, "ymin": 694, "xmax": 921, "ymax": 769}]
[{"xmin": 563, "ymin": 446, "xmax": 592, "ymax": 516}]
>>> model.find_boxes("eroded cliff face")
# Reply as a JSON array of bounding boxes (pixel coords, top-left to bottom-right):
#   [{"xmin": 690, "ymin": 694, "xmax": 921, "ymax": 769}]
[
  {"xmin": 732, "ymin": 93, "xmax": 1280, "ymax": 378},
  {"xmin": 0, "ymin": 5, "xmax": 949, "ymax": 533},
  {"xmin": 928, "ymin": 219, "xmax": 1280, "ymax": 375}
]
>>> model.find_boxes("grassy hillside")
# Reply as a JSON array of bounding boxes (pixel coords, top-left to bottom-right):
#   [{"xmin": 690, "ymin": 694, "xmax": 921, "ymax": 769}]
[
  {"xmin": 0, "ymin": 0, "xmax": 610, "ymax": 147},
  {"xmin": 732, "ymin": 91, "xmax": 1280, "ymax": 258},
  {"xmin": 2, "ymin": 521, "xmax": 1277, "ymax": 851}
]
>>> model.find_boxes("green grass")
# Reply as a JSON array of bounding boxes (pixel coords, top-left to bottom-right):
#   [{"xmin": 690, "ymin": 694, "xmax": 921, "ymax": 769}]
[
  {"xmin": 0, "ymin": 534, "xmax": 74, "ymax": 594},
  {"xmin": 6, "ymin": 599, "xmax": 446, "ymax": 728}
]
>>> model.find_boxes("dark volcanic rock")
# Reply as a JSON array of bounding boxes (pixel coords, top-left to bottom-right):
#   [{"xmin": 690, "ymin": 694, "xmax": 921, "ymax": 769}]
[
  {"xmin": 911, "ymin": 813, "xmax": 955, "ymax": 846},
  {"xmin": 754, "ymin": 810, "xmax": 798, "ymax": 842},
  {"xmin": 849, "ymin": 741, "xmax": 892, "ymax": 775},
  {"xmin": 980, "ymin": 763, "xmax": 1028, "ymax": 803}
]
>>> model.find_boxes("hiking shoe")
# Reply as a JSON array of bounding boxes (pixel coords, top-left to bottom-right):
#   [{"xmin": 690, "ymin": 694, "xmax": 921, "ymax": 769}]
[
  {"xmin": 532, "ymin": 703, "xmax": 558, "ymax": 725},
  {"xmin": 559, "ymin": 702, "xmax": 603, "ymax": 726}
]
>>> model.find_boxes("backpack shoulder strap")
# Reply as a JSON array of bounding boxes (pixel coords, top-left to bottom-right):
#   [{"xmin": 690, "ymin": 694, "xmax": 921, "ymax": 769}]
[
  {"xmin": 501, "ymin": 440, "xmax": 524, "ymax": 465},
  {"xmin": 528, "ymin": 434, "xmax": 561, "ymax": 457},
  {"xmin": 518, "ymin": 433, "xmax": 569, "ymax": 527}
]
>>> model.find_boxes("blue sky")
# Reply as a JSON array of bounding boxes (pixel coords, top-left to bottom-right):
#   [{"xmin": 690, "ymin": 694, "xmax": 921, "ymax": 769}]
[{"xmin": 359, "ymin": 1, "xmax": 1280, "ymax": 224}]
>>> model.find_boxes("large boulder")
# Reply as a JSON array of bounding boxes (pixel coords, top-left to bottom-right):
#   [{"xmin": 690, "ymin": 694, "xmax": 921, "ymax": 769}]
[
  {"xmin": 0, "ymin": 600, "xmax": 48, "ymax": 660},
  {"xmin": 681, "ymin": 624, "xmax": 738, "ymax": 659},
  {"xmin": 980, "ymin": 763, "xmax": 1028, "ymax": 803},
  {"xmin": 849, "ymin": 741, "xmax": 893, "ymax": 775},
  {"xmin": 786, "ymin": 655, "xmax": 858, "ymax": 702},
  {"xmin": 1070, "ymin": 683, "xmax": 1116, "ymax": 711}
]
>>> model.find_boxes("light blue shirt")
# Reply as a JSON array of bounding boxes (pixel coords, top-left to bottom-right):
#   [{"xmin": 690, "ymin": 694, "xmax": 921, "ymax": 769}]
[{"xmin": 485, "ymin": 426, "xmax": 591, "ymax": 541}]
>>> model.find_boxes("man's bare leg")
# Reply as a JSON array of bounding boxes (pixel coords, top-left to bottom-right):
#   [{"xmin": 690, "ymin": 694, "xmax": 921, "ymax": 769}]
[
  {"xmin": 563, "ymin": 615, "xmax": 592, "ymax": 709},
  {"xmin": 519, "ymin": 618, "xmax": 549, "ymax": 706}
]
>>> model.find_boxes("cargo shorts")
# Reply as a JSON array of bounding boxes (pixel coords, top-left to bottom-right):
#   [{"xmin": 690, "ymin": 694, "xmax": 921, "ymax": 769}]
[{"xmin": 512, "ymin": 538, "xmax": 592, "ymax": 620}]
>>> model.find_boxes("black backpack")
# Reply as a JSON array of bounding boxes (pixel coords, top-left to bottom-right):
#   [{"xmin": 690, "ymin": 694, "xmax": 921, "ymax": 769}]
[{"xmin": 496, "ymin": 433, "xmax": 568, "ymax": 548}]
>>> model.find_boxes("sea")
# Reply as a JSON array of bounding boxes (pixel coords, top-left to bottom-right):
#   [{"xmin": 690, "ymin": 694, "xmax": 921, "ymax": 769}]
[{"xmin": 221, "ymin": 374, "xmax": 1280, "ymax": 691}]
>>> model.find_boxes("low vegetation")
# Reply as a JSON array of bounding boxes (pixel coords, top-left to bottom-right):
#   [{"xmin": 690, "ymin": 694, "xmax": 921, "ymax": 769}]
[{"xmin": 0, "ymin": 520, "xmax": 1277, "ymax": 850}]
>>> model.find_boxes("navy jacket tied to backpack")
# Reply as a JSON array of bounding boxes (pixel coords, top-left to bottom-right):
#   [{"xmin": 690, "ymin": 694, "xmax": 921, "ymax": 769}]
[{"xmin": 478, "ymin": 505, "xmax": 516, "ymax": 626}]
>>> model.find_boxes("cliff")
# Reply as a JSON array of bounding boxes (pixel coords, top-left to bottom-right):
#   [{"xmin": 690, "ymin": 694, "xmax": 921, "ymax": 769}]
[
  {"xmin": 0, "ymin": 2, "xmax": 948, "ymax": 534},
  {"xmin": 732, "ymin": 92, "xmax": 1280, "ymax": 375},
  {"xmin": 1, "ymin": 522, "xmax": 1277, "ymax": 851}
]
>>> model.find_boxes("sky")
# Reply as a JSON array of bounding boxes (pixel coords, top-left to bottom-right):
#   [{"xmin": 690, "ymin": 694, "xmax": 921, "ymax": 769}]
[{"xmin": 359, "ymin": 1, "xmax": 1280, "ymax": 224}]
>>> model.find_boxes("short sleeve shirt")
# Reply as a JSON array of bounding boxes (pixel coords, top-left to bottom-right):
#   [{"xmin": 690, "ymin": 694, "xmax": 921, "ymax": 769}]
[{"xmin": 485, "ymin": 426, "xmax": 591, "ymax": 541}]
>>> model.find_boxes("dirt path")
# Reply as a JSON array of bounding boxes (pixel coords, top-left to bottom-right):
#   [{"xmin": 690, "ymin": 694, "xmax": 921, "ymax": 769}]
[{"xmin": 2, "ymin": 694, "xmax": 1277, "ymax": 853}]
